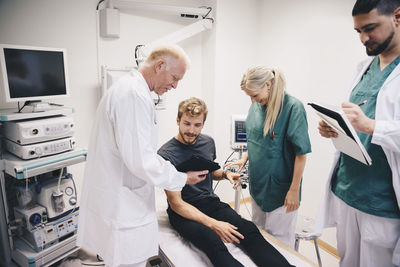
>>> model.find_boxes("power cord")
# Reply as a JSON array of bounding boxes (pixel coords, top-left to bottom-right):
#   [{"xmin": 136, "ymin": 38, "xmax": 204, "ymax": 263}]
[
  {"xmin": 96, "ymin": 0, "xmax": 105, "ymax": 10},
  {"xmin": 82, "ymin": 262, "xmax": 105, "ymax": 266},
  {"xmin": 135, "ymin": 44, "xmax": 144, "ymax": 67},
  {"xmin": 199, "ymin": 6, "xmax": 212, "ymax": 19},
  {"xmin": 17, "ymin": 101, "xmax": 28, "ymax": 113},
  {"xmin": 154, "ymin": 95, "xmax": 161, "ymax": 106}
]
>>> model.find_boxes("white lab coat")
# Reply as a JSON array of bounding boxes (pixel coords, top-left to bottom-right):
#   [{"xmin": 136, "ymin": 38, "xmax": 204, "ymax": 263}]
[
  {"xmin": 315, "ymin": 57, "xmax": 400, "ymax": 265},
  {"xmin": 77, "ymin": 70, "xmax": 186, "ymax": 267}
]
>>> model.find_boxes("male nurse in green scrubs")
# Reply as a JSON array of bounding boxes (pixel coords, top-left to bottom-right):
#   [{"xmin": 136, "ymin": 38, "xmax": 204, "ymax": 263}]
[{"xmin": 317, "ymin": 1, "xmax": 400, "ymax": 267}]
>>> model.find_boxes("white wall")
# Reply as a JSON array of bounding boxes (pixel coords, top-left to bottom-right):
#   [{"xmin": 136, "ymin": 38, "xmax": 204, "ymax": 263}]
[{"xmin": 0, "ymin": 0, "xmax": 369, "ymax": 248}]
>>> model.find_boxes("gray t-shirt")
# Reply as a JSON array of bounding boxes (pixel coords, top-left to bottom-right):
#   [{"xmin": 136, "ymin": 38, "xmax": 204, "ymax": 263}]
[{"xmin": 158, "ymin": 134, "xmax": 218, "ymax": 203}]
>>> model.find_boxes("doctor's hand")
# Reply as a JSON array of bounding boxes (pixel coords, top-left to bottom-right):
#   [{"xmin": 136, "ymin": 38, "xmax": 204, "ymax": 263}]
[
  {"xmin": 186, "ymin": 170, "xmax": 208, "ymax": 184},
  {"xmin": 284, "ymin": 189, "xmax": 299, "ymax": 213},
  {"xmin": 210, "ymin": 219, "xmax": 244, "ymax": 244},
  {"xmin": 341, "ymin": 102, "xmax": 375, "ymax": 135},
  {"xmin": 318, "ymin": 120, "xmax": 338, "ymax": 138},
  {"xmin": 226, "ymin": 171, "xmax": 242, "ymax": 189}
]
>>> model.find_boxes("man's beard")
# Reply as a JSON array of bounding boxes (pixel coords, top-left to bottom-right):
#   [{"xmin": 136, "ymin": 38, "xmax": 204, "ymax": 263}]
[
  {"xmin": 365, "ymin": 31, "xmax": 394, "ymax": 56},
  {"xmin": 178, "ymin": 130, "xmax": 199, "ymax": 145}
]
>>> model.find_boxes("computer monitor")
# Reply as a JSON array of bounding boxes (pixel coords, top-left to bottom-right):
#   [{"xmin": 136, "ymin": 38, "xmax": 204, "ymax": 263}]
[
  {"xmin": 231, "ymin": 114, "xmax": 247, "ymax": 150},
  {"xmin": 0, "ymin": 44, "xmax": 69, "ymax": 108}
]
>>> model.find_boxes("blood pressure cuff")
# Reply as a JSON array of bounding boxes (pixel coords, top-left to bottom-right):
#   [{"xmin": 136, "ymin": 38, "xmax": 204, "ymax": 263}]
[{"xmin": 176, "ymin": 155, "xmax": 220, "ymax": 173}]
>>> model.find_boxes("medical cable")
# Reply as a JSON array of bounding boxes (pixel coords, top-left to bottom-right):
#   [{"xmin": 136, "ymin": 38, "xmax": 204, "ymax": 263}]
[
  {"xmin": 60, "ymin": 253, "xmax": 105, "ymax": 266},
  {"xmin": 81, "ymin": 262, "xmax": 105, "ymax": 266},
  {"xmin": 49, "ymin": 102, "xmax": 64, "ymax": 107},
  {"xmin": 135, "ymin": 44, "xmax": 145, "ymax": 67},
  {"xmin": 65, "ymin": 172, "xmax": 78, "ymax": 216},
  {"xmin": 51, "ymin": 168, "xmax": 66, "ymax": 214},
  {"xmin": 213, "ymin": 150, "xmax": 235, "ymax": 192},
  {"xmin": 25, "ymin": 178, "xmax": 29, "ymax": 195},
  {"xmin": 155, "ymin": 94, "xmax": 161, "ymax": 106},
  {"xmin": 96, "ymin": 0, "xmax": 105, "ymax": 10},
  {"xmin": 200, "ymin": 6, "xmax": 212, "ymax": 19},
  {"xmin": 81, "ymin": 254, "xmax": 105, "ymax": 266},
  {"xmin": 94, "ymin": 1, "xmax": 104, "ymax": 92},
  {"xmin": 53, "ymin": 172, "xmax": 78, "ymax": 219},
  {"xmin": 17, "ymin": 101, "xmax": 28, "ymax": 113},
  {"xmin": 56, "ymin": 168, "xmax": 64, "ymax": 194}
]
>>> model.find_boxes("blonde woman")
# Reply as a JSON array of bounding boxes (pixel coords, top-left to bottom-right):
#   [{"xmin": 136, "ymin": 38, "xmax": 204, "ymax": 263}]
[{"xmin": 226, "ymin": 66, "xmax": 311, "ymax": 248}]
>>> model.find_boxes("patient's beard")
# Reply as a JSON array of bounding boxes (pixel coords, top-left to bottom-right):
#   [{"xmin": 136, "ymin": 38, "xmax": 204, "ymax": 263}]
[{"xmin": 178, "ymin": 130, "xmax": 199, "ymax": 145}]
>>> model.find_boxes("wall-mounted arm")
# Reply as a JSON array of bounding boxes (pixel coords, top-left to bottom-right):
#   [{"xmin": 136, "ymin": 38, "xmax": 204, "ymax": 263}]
[
  {"xmin": 135, "ymin": 18, "xmax": 213, "ymax": 66},
  {"xmin": 110, "ymin": 0, "xmax": 212, "ymax": 17}
]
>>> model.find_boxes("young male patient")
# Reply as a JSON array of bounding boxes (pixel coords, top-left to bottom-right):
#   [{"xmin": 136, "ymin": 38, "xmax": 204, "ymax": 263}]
[{"xmin": 158, "ymin": 97, "xmax": 294, "ymax": 267}]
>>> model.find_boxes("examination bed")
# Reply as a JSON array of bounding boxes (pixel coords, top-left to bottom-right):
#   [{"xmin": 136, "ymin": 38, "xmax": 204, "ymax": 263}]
[{"xmin": 155, "ymin": 189, "xmax": 318, "ymax": 267}]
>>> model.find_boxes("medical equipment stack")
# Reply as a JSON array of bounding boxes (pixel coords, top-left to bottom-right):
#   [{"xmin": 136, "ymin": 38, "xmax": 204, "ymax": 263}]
[{"xmin": 0, "ymin": 108, "xmax": 87, "ymax": 267}]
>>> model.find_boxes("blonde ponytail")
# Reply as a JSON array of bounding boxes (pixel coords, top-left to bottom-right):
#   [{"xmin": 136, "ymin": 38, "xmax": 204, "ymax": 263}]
[{"xmin": 241, "ymin": 67, "xmax": 286, "ymax": 137}]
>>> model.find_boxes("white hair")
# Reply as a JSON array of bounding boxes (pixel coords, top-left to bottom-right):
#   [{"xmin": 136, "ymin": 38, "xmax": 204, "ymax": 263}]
[{"xmin": 143, "ymin": 44, "xmax": 191, "ymax": 69}]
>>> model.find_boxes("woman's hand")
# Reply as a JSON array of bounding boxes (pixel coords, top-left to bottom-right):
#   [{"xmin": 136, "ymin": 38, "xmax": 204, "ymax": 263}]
[
  {"xmin": 224, "ymin": 158, "xmax": 246, "ymax": 172},
  {"xmin": 284, "ymin": 189, "xmax": 299, "ymax": 213}
]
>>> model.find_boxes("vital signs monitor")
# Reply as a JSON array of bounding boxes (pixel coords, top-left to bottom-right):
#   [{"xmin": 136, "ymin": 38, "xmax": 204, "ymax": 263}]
[{"xmin": 231, "ymin": 115, "xmax": 247, "ymax": 150}]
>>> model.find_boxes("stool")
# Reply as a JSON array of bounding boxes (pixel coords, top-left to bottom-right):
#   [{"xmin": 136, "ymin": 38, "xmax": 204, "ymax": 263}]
[
  {"xmin": 295, "ymin": 231, "xmax": 322, "ymax": 267},
  {"xmin": 295, "ymin": 215, "xmax": 322, "ymax": 267}
]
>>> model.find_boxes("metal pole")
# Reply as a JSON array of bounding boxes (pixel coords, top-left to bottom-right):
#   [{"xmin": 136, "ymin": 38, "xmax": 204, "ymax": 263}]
[{"xmin": 233, "ymin": 150, "xmax": 242, "ymax": 213}]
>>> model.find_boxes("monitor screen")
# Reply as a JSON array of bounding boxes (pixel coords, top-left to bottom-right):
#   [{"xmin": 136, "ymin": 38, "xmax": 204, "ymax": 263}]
[
  {"xmin": 0, "ymin": 44, "xmax": 69, "ymax": 104},
  {"xmin": 234, "ymin": 120, "xmax": 247, "ymax": 143},
  {"xmin": 231, "ymin": 115, "xmax": 247, "ymax": 150}
]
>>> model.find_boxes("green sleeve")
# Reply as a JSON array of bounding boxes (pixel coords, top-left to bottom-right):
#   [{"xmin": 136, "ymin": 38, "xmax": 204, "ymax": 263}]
[{"xmin": 286, "ymin": 102, "xmax": 312, "ymax": 155}]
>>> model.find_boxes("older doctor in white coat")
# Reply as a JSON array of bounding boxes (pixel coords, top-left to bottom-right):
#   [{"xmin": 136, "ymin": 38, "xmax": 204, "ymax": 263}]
[
  {"xmin": 77, "ymin": 44, "xmax": 208, "ymax": 267},
  {"xmin": 316, "ymin": 1, "xmax": 400, "ymax": 267}
]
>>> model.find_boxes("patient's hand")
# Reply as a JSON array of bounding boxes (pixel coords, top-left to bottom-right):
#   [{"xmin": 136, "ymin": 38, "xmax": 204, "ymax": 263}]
[{"xmin": 210, "ymin": 219, "xmax": 244, "ymax": 244}]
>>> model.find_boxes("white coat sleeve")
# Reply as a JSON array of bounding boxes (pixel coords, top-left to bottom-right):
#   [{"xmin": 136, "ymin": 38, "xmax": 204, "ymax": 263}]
[
  {"xmin": 110, "ymin": 88, "xmax": 186, "ymax": 191},
  {"xmin": 372, "ymin": 120, "xmax": 400, "ymax": 153}
]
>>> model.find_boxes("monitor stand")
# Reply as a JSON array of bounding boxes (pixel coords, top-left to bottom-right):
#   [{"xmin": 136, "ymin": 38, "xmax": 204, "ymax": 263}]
[{"xmin": 25, "ymin": 101, "xmax": 51, "ymax": 112}]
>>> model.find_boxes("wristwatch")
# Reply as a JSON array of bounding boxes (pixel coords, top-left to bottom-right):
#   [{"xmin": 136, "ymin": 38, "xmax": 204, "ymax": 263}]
[{"xmin": 222, "ymin": 170, "xmax": 228, "ymax": 180}]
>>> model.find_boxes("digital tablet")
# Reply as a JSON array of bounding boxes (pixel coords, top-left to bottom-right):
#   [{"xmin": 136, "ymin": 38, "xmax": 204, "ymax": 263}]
[
  {"xmin": 176, "ymin": 155, "xmax": 221, "ymax": 173},
  {"xmin": 308, "ymin": 102, "xmax": 372, "ymax": 166},
  {"xmin": 308, "ymin": 103, "xmax": 355, "ymax": 140}
]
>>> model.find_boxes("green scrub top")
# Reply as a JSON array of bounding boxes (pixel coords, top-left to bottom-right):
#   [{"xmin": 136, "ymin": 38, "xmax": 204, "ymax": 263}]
[
  {"xmin": 246, "ymin": 93, "xmax": 312, "ymax": 212},
  {"xmin": 332, "ymin": 56, "xmax": 400, "ymax": 218}
]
